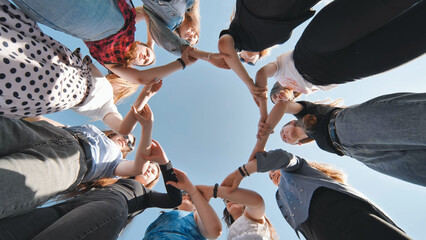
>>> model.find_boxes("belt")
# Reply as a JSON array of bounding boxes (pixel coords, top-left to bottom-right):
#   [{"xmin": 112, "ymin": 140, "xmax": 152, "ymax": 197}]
[
  {"xmin": 328, "ymin": 110, "xmax": 345, "ymax": 156},
  {"xmin": 62, "ymin": 128, "xmax": 93, "ymax": 174}
]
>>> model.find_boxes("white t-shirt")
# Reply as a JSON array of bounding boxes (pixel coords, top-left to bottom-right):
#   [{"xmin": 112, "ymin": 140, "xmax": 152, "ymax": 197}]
[
  {"xmin": 70, "ymin": 70, "xmax": 120, "ymax": 121},
  {"xmin": 272, "ymin": 50, "xmax": 337, "ymax": 95},
  {"xmin": 227, "ymin": 214, "xmax": 272, "ymax": 240}
]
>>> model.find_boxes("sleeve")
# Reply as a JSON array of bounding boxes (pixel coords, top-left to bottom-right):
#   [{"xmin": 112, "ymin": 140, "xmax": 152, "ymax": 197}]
[
  {"xmin": 256, "ymin": 149, "xmax": 303, "ymax": 172},
  {"xmin": 144, "ymin": 7, "xmax": 189, "ymax": 56},
  {"xmin": 144, "ymin": 161, "xmax": 182, "ymax": 209},
  {"xmin": 293, "ymin": 101, "xmax": 313, "ymax": 119}
]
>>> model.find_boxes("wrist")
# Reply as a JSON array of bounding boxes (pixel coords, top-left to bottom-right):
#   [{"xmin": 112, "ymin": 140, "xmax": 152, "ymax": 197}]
[{"xmin": 176, "ymin": 58, "xmax": 186, "ymax": 70}]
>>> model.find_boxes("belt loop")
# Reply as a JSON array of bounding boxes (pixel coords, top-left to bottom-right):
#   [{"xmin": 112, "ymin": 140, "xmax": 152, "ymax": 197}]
[{"xmin": 328, "ymin": 110, "xmax": 345, "ymax": 155}]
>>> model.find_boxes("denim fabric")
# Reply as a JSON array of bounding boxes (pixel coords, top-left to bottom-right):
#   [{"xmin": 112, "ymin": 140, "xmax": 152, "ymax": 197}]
[
  {"xmin": 142, "ymin": 0, "xmax": 194, "ymax": 30},
  {"xmin": 144, "ymin": 6, "xmax": 189, "ymax": 55},
  {"xmin": 0, "ymin": 188, "xmax": 128, "ymax": 240},
  {"xmin": 143, "ymin": 210, "xmax": 206, "ymax": 240},
  {"xmin": 0, "ymin": 118, "xmax": 87, "ymax": 219},
  {"xmin": 335, "ymin": 92, "xmax": 426, "ymax": 186},
  {"xmin": 11, "ymin": 0, "xmax": 124, "ymax": 41}
]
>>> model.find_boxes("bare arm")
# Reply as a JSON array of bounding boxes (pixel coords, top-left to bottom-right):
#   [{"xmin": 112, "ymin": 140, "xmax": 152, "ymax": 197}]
[
  {"xmin": 113, "ymin": 104, "xmax": 153, "ymax": 177},
  {"xmin": 105, "ymin": 61, "xmax": 184, "ymax": 85},
  {"xmin": 187, "ymin": 48, "xmax": 229, "ymax": 69},
  {"xmin": 255, "ymin": 63, "xmax": 278, "ymax": 123},
  {"xmin": 218, "ymin": 34, "xmax": 266, "ymax": 103},
  {"xmin": 166, "ymin": 169, "xmax": 222, "ymax": 239},
  {"xmin": 103, "ymin": 79, "xmax": 162, "ymax": 135},
  {"xmin": 249, "ymin": 101, "xmax": 303, "ymax": 160},
  {"xmin": 198, "ymin": 185, "xmax": 265, "ymax": 221}
]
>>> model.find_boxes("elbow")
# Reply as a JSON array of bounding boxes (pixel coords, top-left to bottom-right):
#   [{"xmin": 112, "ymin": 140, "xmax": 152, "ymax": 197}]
[
  {"xmin": 171, "ymin": 195, "xmax": 182, "ymax": 208},
  {"xmin": 205, "ymin": 225, "xmax": 222, "ymax": 239},
  {"xmin": 218, "ymin": 36, "xmax": 232, "ymax": 54}
]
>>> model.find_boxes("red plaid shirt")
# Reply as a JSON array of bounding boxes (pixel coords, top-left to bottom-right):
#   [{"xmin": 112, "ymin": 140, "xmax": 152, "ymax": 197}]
[{"xmin": 84, "ymin": 0, "xmax": 136, "ymax": 66}]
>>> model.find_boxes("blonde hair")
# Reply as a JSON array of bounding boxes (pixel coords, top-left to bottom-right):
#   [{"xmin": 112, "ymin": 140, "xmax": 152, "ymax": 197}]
[
  {"xmin": 308, "ymin": 162, "xmax": 347, "ymax": 183},
  {"xmin": 105, "ymin": 73, "xmax": 139, "ymax": 104},
  {"xmin": 175, "ymin": 0, "xmax": 201, "ymax": 45}
]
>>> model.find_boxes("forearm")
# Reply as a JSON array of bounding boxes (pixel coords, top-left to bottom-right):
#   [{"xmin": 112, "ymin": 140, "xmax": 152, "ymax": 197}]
[
  {"xmin": 140, "ymin": 123, "xmax": 153, "ymax": 156},
  {"xmin": 189, "ymin": 48, "xmax": 211, "ymax": 61},
  {"xmin": 107, "ymin": 61, "xmax": 183, "ymax": 85},
  {"xmin": 147, "ymin": 162, "xmax": 181, "ymax": 208},
  {"xmin": 218, "ymin": 35, "xmax": 254, "ymax": 89},
  {"xmin": 117, "ymin": 93, "xmax": 151, "ymax": 135},
  {"xmin": 190, "ymin": 190, "xmax": 222, "ymax": 239},
  {"xmin": 255, "ymin": 69, "xmax": 269, "ymax": 119}
]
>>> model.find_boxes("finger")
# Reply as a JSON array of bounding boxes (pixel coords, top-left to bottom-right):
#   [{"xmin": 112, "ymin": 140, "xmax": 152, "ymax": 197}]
[{"xmin": 166, "ymin": 181, "xmax": 177, "ymax": 187}]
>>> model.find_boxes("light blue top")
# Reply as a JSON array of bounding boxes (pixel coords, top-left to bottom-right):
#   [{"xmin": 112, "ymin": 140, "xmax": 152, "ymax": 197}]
[
  {"xmin": 142, "ymin": 0, "xmax": 195, "ymax": 30},
  {"xmin": 143, "ymin": 210, "xmax": 206, "ymax": 240},
  {"xmin": 67, "ymin": 125, "xmax": 124, "ymax": 181},
  {"xmin": 256, "ymin": 149, "xmax": 398, "ymax": 238},
  {"xmin": 11, "ymin": 0, "xmax": 124, "ymax": 41},
  {"xmin": 142, "ymin": 0, "xmax": 195, "ymax": 55},
  {"xmin": 144, "ymin": 6, "xmax": 189, "ymax": 56}
]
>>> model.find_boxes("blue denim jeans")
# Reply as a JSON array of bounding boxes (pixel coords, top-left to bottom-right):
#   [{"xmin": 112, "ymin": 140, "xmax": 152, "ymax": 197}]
[
  {"xmin": 0, "ymin": 188, "xmax": 128, "ymax": 240},
  {"xmin": 142, "ymin": 0, "xmax": 195, "ymax": 30},
  {"xmin": 0, "ymin": 118, "xmax": 87, "ymax": 219},
  {"xmin": 335, "ymin": 92, "xmax": 426, "ymax": 186},
  {"xmin": 11, "ymin": 0, "xmax": 124, "ymax": 41}
]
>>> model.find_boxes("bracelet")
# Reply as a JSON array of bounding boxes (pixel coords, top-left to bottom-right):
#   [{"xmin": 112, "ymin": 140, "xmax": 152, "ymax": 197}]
[
  {"xmin": 206, "ymin": 53, "xmax": 212, "ymax": 62},
  {"xmin": 213, "ymin": 183, "xmax": 219, "ymax": 198},
  {"xmin": 176, "ymin": 58, "xmax": 186, "ymax": 70},
  {"xmin": 242, "ymin": 164, "xmax": 250, "ymax": 176},
  {"xmin": 238, "ymin": 167, "xmax": 246, "ymax": 177}
]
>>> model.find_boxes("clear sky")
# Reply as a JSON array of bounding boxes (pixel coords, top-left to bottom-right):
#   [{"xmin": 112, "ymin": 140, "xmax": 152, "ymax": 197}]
[{"xmin": 37, "ymin": 0, "xmax": 426, "ymax": 239}]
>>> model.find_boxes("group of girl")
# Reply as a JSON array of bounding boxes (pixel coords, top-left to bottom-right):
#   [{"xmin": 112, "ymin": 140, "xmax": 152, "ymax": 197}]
[{"xmin": 0, "ymin": 0, "xmax": 424, "ymax": 239}]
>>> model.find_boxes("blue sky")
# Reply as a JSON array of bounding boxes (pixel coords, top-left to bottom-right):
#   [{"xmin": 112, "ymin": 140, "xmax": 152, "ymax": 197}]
[{"xmin": 38, "ymin": 1, "xmax": 426, "ymax": 239}]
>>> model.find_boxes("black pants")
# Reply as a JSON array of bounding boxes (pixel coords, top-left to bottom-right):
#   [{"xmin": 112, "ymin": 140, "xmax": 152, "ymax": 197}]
[
  {"xmin": 0, "ymin": 188, "xmax": 128, "ymax": 240},
  {"xmin": 294, "ymin": 0, "xmax": 425, "ymax": 85},
  {"xmin": 300, "ymin": 187, "xmax": 412, "ymax": 240}
]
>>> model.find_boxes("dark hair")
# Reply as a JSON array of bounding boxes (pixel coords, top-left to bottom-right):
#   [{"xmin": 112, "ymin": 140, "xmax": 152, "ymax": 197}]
[
  {"xmin": 270, "ymin": 82, "xmax": 301, "ymax": 104},
  {"xmin": 284, "ymin": 117, "xmax": 315, "ymax": 145},
  {"xmin": 222, "ymin": 208, "xmax": 235, "ymax": 228}
]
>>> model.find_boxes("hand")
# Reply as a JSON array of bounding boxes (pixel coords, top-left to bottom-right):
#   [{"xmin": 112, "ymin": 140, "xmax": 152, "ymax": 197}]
[
  {"xmin": 166, "ymin": 168, "xmax": 196, "ymax": 194},
  {"xmin": 196, "ymin": 185, "xmax": 213, "ymax": 202},
  {"xmin": 257, "ymin": 121, "xmax": 274, "ymax": 139},
  {"xmin": 249, "ymin": 84, "xmax": 267, "ymax": 105},
  {"xmin": 220, "ymin": 170, "xmax": 243, "ymax": 193},
  {"xmin": 207, "ymin": 53, "xmax": 230, "ymax": 69},
  {"xmin": 141, "ymin": 78, "xmax": 162, "ymax": 98},
  {"xmin": 181, "ymin": 46, "xmax": 198, "ymax": 67},
  {"xmin": 141, "ymin": 140, "xmax": 169, "ymax": 165},
  {"xmin": 131, "ymin": 104, "xmax": 153, "ymax": 126}
]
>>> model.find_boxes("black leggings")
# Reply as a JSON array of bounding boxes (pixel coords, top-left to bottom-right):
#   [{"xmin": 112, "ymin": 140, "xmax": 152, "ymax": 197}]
[
  {"xmin": 0, "ymin": 188, "xmax": 128, "ymax": 240},
  {"xmin": 300, "ymin": 187, "xmax": 412, "ymax": 240},
  {"xmin": 294, "ymin": 0, "xmax": 425, "ymax": 85}
]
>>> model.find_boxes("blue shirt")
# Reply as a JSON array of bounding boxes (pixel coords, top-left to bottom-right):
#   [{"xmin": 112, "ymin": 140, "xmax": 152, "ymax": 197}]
[
  {"xmin": 143, "ymin": 210, "xmax": 206, "ymax": 240},
  {"xmin": 142, "ymin": 0, "xmax": 195, "ymax": 30},
  {"xmin": 67, "ymin": 125, "xmax": 124, "ymax": 181}
]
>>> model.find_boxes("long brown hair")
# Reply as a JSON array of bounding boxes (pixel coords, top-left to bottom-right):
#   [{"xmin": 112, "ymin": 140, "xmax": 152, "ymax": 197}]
[
  {"xmin": 222, "ymin": 209, "xmax": 278, "ymax": 240},
  {"xmin": 308, "ymin": 161, "xmax": 347, "ymax": 183},
  {"xmin": 105, "ymin": 73, "xmax": 139, "ymax": 104},
  {"xmin": 285, "ymin": 99, "xmax": 345, "ymax": 145},
  {"xmin": 124, "ymin": 41, "xmax": 155, "ymax": 66},
  {"xmin": 64, "ymin": 163, "xmax": 161, "ymax": 199}
]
